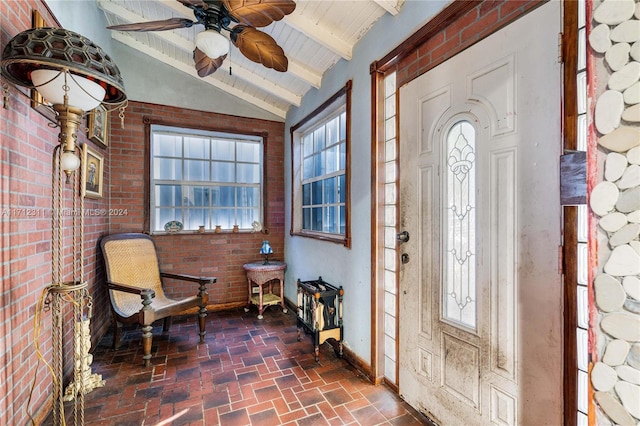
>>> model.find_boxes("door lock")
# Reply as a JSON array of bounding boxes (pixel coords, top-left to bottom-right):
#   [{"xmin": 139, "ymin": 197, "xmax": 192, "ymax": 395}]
[
  {"xmin": 401, "ymin": 253, "xmax": 410, "ymax": 264},
  {"xmin": 397, "ymin": 230, "xmax": 410, "ymax": 243}
]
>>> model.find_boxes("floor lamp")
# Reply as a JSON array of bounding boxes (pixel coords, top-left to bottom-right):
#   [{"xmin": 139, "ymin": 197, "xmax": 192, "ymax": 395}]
[{"xmin": 1, "ymin": 27, "xmax": 127, "ymax": 425}]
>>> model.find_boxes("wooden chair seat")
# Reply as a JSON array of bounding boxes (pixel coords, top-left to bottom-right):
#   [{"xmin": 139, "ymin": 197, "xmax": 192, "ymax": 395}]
[{"xmin": 100, "ymin": 233, "xmax": 215, "ymax": 366}]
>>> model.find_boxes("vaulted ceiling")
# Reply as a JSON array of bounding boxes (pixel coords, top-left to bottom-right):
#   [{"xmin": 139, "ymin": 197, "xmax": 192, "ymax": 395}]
[{"xmin": 97, "ymin": 0, "xmax": 405, "ymax": 119}]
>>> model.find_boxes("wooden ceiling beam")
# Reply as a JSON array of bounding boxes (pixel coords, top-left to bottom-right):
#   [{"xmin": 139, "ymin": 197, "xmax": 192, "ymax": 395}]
[
  {"xmin": 283, "ymin": 13, "xmax": 353, "ymax": 60},
  {"xmin": 373, "ymin": 0, "xmax": 403, "ymax": 16}
]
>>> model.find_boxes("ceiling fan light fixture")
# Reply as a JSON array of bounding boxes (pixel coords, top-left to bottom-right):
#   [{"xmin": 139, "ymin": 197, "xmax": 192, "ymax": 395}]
[{"xmin": 196, "ymin": 30, "xmax": 229, "ymax": 59}]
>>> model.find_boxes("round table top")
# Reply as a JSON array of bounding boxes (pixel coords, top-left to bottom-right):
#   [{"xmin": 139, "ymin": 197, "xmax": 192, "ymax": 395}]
[{"xmin": 243, "ymin": 261, "xmax": 287, "ymax": 272}]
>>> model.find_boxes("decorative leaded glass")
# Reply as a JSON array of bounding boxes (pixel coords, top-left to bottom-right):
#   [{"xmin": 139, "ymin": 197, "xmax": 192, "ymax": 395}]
[{"xmin": 444, "ymin": 120, "xmax": 477, "ymax": 328}]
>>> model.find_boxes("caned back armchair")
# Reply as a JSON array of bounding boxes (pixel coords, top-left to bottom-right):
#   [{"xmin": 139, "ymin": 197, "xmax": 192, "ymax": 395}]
[{"xmin": 100, "ymin": 233, "xmax": 214, "ymax": 366}]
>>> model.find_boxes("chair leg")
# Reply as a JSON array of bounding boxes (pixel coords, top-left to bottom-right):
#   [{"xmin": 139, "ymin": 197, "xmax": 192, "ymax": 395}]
[
  {"xmin": 112, "ymin": 317, "xmax": 122, "ymax": 350},
  {"xmin": 141, "ymin": 324, "xmax": 153, "ymax": 367},
  {"xmin": 198, "ymin": 304, "xmax": 207, "ymax": 343},
  {"xmin": 163, "ymin": 317, "xmax": 172, "ymax": 332}
]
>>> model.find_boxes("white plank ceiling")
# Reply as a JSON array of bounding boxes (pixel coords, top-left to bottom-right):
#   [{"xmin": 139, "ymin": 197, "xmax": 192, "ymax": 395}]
[{"xmin": 97, "ymin": 0, "xmax": 405, "ymax": 118}]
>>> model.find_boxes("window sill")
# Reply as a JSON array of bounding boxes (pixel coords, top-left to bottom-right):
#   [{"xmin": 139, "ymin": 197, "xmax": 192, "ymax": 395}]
[
  {"xmin": 151, "ymin": 229, "xmax": 254, "ymax": 236},
  {"xmin": 291, "ymin": 230, "xmax": 350, "ymax": 248}
]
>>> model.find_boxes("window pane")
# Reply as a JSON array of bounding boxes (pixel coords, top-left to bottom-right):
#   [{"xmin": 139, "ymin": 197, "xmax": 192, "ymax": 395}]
[
  {"xmin": 303, "ymin": 157, "xmax": 313, "ymax": 180},
  {"xmin": 184, "ymin": 159, "xmax": 209, "ymax": 181},
  {"xmin": 312, "ymin": 207, "xmax": 322, "ymax": 231},
  {"xmin": 340, "ymin": 205, "xmax": 346, "ymax": 234},
  {"xmin": 212, "ymin": 208, "xmax": 234, "ymax": 229},
  {"xmin": 339, "ymin": 142, "xmax": 346, "ymax": 170},
  {"xmin": 312, "ymin": 181, "xmax": 322, "ymax": 204},
  {"xmin": 326, "ymin": 116, "xmax": 339, "ymax": 145},
  {"xmin": 184, "ymin": 208, "xmax": 208, "ymax": 230},
  {"xmin": 238, "ymin": 187, "xmax": 259, "ymax": 207},
  {"xmin": 385, "ymin": 116, "xmax": 396, "ymax": 140},
  {"xmin": 237, "ymin": 163, "xmax": 260, "ymax": 184},
  {"xmin": 303, "ymin": 133, "xmax": 313, "ymax": 157},
  {"xmin": 156, "ymin": 185, "xmax": 182, "ymax": 206},
  {"xmin": 314, "ymin": 126, "xmax": 325, "ymax": 152},
  {"xmin": 238, "ymin": 208, "xmax": 258, "ymax": 228},
  {"xmin": 213, "ymin": 186, "xmax": 235, "ymax": 206},
  {"xmin": 324, "ymin": 177, "xmax": 336, "ymax": 204},
  {"xmin": 185, "ymin": 186, "xmax": 210, "ymax": 207},
  {"xmin": 155, "ymin": 158, "xmax": 182, "ymax": 180},
  {"xmin": 323, "ymin": 206, "xmax": 337, "ymax": 233},
  {"xmin": 326, "ymin": 145, "xmax": 339, "ymax": 174},
  {"xmin": 302, "ymin": 183, "xmax": 311, "ymax": 206},
  {"xmin": 338, "ymin": 174, "xmax": 346, "ymax": 203},
  {"xmin": 302, "ymin": 207, "xmax": 311, "ymax": 229},
  {"xmin": 237, "ymin": 142, "xmax": 259, "ymax": 162},
  {"xmin": 340, "ymin": 112, "xmax": 346, "ymax": 140},
  {"xmin": 184, "ymin": 137, "xmax": 209, "ymax": 159},
  {"xmin": 154, "ymin": 134, "xmax": 181, "ymax": 157},
  {"xmin": 212, "ymin": 139, "xmax": 235, "ymax": 160},
  {"xmin": 156, "ymin": 208, "xmax": 180, "ymax": 230},
  {"xmin": 212, "ymin": 161, "xmax": 235, "ymax": 182},
  {"xmin": 314, "ymin": 152, "xmax": 325, "ymax": 177},
  {"xmin": 385, "ymin": 93, "xmax": 395, "ymax": 118}
]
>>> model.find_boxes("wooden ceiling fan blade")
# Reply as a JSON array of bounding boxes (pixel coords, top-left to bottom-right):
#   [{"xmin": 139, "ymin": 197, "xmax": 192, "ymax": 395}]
[
  {"xmin": 222, "ymin": 0, "xmax": 296, "ymax": 27},
  {"xmin": 194, "ymin": 48, "xmax": 226, "ymax": 77},
  {"xmin": 107, "ymin": 18, "xmax": 196, "ymax": 32},
  {"xmin": 176, "ymin": 0, "xmax": 208, "ymax": 9},
  {"xmin": 231, "ymin": 26, "xmax": 288, "ymax": 72}
]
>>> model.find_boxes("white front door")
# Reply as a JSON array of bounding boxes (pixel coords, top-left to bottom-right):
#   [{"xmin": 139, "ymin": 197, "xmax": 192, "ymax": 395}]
[{"xmin": 398, "ymin": 3, "xmax": 563, "ymax": 425}]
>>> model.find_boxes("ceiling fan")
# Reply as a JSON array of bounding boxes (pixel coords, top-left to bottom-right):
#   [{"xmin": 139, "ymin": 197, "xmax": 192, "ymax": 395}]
[{"xmin": 106, "ymin": 0, "xmax": 296, "ymax": 77}]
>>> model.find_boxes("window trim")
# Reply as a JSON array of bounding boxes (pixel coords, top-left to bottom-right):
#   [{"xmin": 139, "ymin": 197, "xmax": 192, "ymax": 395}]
[
  {"xmin": 290, "ymin": 80, "xmax": 352, "ymax": 247},
  {"xmin": 143, "ymin": 115, "xmax": 269, "ymax": 234}
]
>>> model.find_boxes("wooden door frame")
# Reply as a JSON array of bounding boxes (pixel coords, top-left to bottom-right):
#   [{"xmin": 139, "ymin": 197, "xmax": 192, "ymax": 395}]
[
  {"xmin": 561, "ymin": 2, "xmax": 580, "ymax": 425},
  {"xmin": 370, "ymin": 4, "xmax": 577, "ymax": 420}
]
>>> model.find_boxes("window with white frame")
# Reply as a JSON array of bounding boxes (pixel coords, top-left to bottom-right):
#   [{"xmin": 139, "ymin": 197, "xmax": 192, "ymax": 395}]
[
  {"xmin": 291, "ymin": 81, "xmax": 351, "ymax": 246},
  {"xmin": 150, "ymin": 125, "xmax": 263, "ymax": 233}
]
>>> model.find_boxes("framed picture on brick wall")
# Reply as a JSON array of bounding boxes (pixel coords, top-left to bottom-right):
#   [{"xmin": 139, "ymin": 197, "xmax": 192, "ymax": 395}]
[
  {"xmin": 82, "ymin": 144, "xmax": 104, "ymax": 199},
  {"xmin": 87, "ymin": 104, "xmax": 108, "ymax": 148}
]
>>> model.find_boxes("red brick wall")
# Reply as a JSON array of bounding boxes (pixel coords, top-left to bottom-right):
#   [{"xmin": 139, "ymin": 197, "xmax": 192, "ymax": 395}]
[
  {"xmin": 1, "ymin": 1, "xmax": 112, "ymax": 424},
  {"xmin": 395, "ymin": 0, "xmax": 543, "ymax": 87},
  {"xmin": 107, "ymin": 102, "xmax": 286, "ymax": 305}
]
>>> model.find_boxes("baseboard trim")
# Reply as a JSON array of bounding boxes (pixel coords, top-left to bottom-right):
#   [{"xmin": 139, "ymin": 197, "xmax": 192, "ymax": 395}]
[{"xmin": 283, "ymin": 298, "xmax": 376, "ymax": 383}]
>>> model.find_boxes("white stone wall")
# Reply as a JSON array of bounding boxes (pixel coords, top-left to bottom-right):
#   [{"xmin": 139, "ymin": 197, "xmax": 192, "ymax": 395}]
[{"xmin": 588, "ymin": 0, "xmax": 640, "ymax": 424}]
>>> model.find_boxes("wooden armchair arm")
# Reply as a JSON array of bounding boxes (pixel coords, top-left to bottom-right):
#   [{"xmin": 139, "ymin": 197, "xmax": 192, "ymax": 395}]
[
  {"xmin": 107, "ymin": 281, "xmax": 156, "ymax": 300},
  {"xmin": 160, "ymin": 273, "xmax": 214, "ymax": 303},
  {"xmin": 160, "ymin": 272, "xmax": 216, "ymax": 285}
]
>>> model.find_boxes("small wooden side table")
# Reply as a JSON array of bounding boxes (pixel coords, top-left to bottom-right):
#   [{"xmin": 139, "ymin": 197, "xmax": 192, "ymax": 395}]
[{"xmin": 243, "ymin": 261, "xmax": 287, "ymax": 319}]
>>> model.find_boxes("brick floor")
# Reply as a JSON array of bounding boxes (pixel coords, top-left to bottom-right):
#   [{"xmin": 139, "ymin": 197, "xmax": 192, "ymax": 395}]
[{"xmin": 43, "ymin": 307, "xmax": 430, "ymax": 425}]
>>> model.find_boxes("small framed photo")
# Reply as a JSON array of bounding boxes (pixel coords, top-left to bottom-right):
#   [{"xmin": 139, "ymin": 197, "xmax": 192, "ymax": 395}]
[
  {"xmin": 87, "ymin": 104, "xmax": 109, "ymax": 148},
  {"xmin": 82, "ymin": 144, "xmax": 104, "ymax": 199}
]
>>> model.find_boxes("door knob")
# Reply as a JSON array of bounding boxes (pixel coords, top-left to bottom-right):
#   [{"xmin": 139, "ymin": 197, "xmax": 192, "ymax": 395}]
[{"xmin": 397, "ymin": 230, "xmax": 410, "ymax": 243}]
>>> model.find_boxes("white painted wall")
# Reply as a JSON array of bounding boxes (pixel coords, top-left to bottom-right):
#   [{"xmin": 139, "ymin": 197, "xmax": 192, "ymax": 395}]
[{"xmin": 283, "ymin": 1, "xmax": 450, "ymax": 363}]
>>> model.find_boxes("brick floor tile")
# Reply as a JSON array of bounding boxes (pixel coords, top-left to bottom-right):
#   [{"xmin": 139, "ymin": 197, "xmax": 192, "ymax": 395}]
[
  {"xmin": 297, "ymin": 388, "xmax": 326, "ymax": 407},
  {"xmin": 297, "ymin": 412, "xmax": 330, "ymax": 426},
  {"xmin": 41, "ymin": 309, "xmax": 429, "ymax": 425},
  {"xmin": 219, "ymin": 407, "xmax": 250, "ymax": 426}
]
